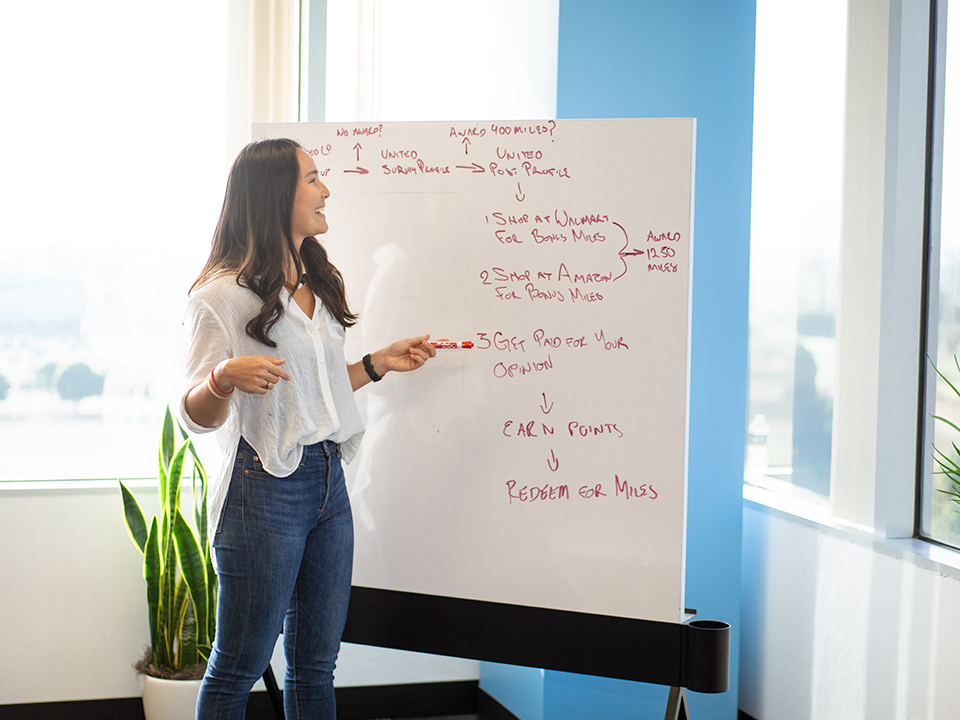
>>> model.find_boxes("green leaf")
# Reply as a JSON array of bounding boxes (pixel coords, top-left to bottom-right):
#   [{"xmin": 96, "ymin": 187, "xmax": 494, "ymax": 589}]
[
  {"xmin": 172, "ymin": 578, "xmax": 196, "ymax": 667},
  {"xmin": 119, "ymin": 481, "xmax": 148, "ymax": 554},
  {"xmin": 931, "ymin": 413, "xmax": 960, "ymax": 436},
  {"xmin": 143, "ymin": 518, "xmax": 162, "ymax": 667},
  {"xmin": 157, "ymin": 443, "xmax": 169, "ymax": 522},
  {"xmin": 165, "ymin": 442, "xmax": 190, "ymax": 544},
  {"xmin": 206, "ymin": 554, "xmax": 218, "ymax": 642},
  {"xmin": 177, "ymin": 416, "xmax": 190, "ymax": 443},
  {"xmin": 181, "ymin": 423, "xmax": 210, "ymax": 546},
  {"xmin": 930, "ymin": 354, "xmax": 960, "ymax": 397},
  {"xmin": 179, "ymin": 415, "xmax": 208, "ymax": 480},
  {"xmin": 179, "ymin": 594, "xmax": 198, "ymax": 667},
  {"xmin": 161, "ymin": 404, "xmax": 176, "ymax": 473},
  {"xmin": 192, "ymin": 465, "xmax": 210, "ymax": 551},
  {"xmin": 161, "ymin": 528, "xmax": 178, "ymax": 665},
  {"xmin": 197, "ymin": 643, "xmax": 212, "ymax": 662},
  {"xmin": 174, "ymin": 509, "xmax": 210, "ymax": 650},
  {"xmin": 161, "ymin": 440, "xmax": 191, "ymax": 667},
  {"xmin": 933, "ymin": 446, "xmax": 960, "ymax": 474}
]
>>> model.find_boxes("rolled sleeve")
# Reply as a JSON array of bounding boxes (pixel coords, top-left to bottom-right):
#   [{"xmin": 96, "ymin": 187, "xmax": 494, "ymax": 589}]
[{"xmin": 179, "ymin": 295, "xmax": 234, "ymax": 434}]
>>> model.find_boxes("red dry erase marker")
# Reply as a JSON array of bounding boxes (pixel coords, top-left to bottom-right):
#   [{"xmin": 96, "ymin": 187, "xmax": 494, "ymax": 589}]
[{"xmin": 430, "ymin": 341, "xmax": 474, "ymax": 349}]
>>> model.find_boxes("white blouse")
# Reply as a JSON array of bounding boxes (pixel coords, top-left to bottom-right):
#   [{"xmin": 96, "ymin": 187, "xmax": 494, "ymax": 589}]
[{"xmin": 179, "ymin": 273, "xmax": 365, "ymax": 534}]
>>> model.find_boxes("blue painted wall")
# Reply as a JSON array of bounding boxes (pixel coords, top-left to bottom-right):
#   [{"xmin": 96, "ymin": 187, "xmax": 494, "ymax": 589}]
[{"xmin": 481, "ymin": 2, "xmax": 755, "ymax": 718}]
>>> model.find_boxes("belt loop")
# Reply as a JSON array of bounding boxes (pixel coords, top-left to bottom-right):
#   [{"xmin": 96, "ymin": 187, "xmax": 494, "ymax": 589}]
[
  {"xmin": 322, "ymin": 439, "xmax": 339, "ymax": 458},
  {"xmin": 317, "ymin": 439, "xmax": 340, "ymax": 458}
]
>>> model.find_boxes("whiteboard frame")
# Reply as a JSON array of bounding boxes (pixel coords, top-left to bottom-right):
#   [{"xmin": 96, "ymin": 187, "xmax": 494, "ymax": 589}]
[{"xmin": 254, "ymin": 118, "xmax": 695, "ymax": 628}]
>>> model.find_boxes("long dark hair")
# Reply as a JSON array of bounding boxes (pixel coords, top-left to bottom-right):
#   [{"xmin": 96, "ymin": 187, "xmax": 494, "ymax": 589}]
[{"xmin": 191, "ymin": 138, "xmax": 357, "ymax": 347}]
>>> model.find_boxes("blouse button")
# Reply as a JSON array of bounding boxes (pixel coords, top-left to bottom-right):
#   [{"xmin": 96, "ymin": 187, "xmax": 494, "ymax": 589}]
[{"xmin": 311, "ymin": 329, "xmax": 318, "ymax": 335}]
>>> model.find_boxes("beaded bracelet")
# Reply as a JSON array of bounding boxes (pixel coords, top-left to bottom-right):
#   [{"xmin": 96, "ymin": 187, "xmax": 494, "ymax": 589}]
[{"xmin": 206, "ymin": 368, "xmax": 234, "ymax": 400}]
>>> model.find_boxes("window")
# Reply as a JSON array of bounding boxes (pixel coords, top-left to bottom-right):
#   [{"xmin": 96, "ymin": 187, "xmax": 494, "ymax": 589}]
[
  {"xmin": 0, "ymin": 0, "xmax": 553, "ymax": 483},
  {"xmin": 0, "ymin": 1, "xmax": 234, "ymax": 481},
  {"xmin": 746, "ymin": 0, "xmax": 847, "ymax": 503},
  {"xmin": 923, "ymin": 0, "xmax": 960, "ymax": 548},
  {"xmin": 322, "ymin": 0, "xmax": 558, "ymax": 123},
  {"xmin": 748, "ymin": 0, "xmax": 935, "ymax": 542}
]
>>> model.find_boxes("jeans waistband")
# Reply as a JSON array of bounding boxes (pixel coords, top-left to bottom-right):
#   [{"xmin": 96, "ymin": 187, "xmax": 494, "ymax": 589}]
[
  {"xmin": 305, "ymin": 439, "xmax": 342, "ymax": 458},
  {"xmin": 238, "ymin": 436, "xmax": 341, "ymax": 459}
]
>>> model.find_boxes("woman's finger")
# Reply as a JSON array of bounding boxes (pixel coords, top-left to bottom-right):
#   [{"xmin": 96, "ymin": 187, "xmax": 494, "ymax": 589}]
[{"xmin": 266, "ymin": 357, "xmax": 292, "ymax": 382}]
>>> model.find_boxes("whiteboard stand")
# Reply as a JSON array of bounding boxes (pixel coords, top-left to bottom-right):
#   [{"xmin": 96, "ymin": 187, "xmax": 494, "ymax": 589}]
[
  {"xmin": 252, "ymin": 117, "xmax": 720, "ymax": 713},
  {"xmin": 664, "ymin": 686, "xmax": 689, "ymax": 720},
  {"xmin": 343, "ymin": 588, "xmax": 731, "ymax": 703}
]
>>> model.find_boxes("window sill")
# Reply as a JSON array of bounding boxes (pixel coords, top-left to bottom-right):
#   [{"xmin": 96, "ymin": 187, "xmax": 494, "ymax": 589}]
[
  {"xmin": 0, "ymin": 478, "xmax": 156, "ymax": 494},
  {"xmin": 743, "ymin": 482, "xmax": 960, "ymax": 582}
]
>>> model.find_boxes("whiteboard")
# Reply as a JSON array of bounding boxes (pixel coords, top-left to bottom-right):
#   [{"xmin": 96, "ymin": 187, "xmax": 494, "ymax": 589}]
[{"xmin": 255, "ymin": 119, "xmax": 695, "ymax": 624}]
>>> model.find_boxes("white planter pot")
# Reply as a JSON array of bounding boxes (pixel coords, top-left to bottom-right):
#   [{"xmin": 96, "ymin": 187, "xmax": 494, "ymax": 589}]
[{"xmin": 141, "ymin": 673, "xmax": 202, "ymax": 720}]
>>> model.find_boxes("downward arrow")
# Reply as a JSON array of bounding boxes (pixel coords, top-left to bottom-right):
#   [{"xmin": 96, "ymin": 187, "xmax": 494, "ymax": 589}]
[
  {"xmin": 539, "ymin": 393, "xmax": 554, "ymax": 414},
  {"xmin": 547, "ymin": 449, "xmax": 559, "ymax": 472}
]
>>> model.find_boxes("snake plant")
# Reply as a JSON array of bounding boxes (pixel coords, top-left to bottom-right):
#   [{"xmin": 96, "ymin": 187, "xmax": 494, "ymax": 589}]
[{"xmin": 120, "ymin": 405, "xmax": 217, "ymax": 674}]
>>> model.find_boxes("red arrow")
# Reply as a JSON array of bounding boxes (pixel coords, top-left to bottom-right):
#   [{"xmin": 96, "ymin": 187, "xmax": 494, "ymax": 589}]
[
  {"xmin": 354, "ymin": 143, "xmax": 362, "ymax": 161},
  {"xmin": 462, "ymin": 137, "xmax": 471, "ymax": 154},
  {"xmin": 343, "ymin": 167, "xmax": 369, "ymax": 175},
  {"xmin": 456, "ymin": 163, "xmax": 485, "ymax": 173},
  {"xmin": 539, "ymin": 393, "xmax": 554, "ymax": 414},
  {"xmin": 619, "ymin": 248, "xmax": 645, "ymax": 257},
  {"xmin": 547, "ymin": 449, "xmax": 559, "ymax": 472},
  {"xmin": 516, "ymin": 182, "xmax": 525, "ymax": 202}
]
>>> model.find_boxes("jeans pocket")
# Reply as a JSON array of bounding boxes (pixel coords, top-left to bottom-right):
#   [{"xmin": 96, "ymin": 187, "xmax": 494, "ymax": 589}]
[{"xmin": 243, "ymin": 449, "xmax": 276, "ymax": 480}]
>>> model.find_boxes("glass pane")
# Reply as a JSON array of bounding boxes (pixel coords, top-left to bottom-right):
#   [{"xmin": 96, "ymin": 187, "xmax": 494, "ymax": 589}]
[
  {"xmin": 927, "ymin": 7, "xmax": 960, "ymax": 547},
  {"xmin": 0, "ymin": 1, "xmax": 228, "ymax": 480},
  {"xmin": 746, "ymin": 0, "xmax": 847, "ymax": 500}
]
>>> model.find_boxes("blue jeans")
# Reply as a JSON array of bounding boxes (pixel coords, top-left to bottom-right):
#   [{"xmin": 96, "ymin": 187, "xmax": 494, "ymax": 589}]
[{"xmin": 196, "ymin": 437, "xmax": 354, "ymax": 720}]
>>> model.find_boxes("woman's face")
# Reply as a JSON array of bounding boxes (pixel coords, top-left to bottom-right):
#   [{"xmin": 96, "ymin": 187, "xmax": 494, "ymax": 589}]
[{"xmin": 291, "ymin": 149, "xmax": 330, "ymax": 242}]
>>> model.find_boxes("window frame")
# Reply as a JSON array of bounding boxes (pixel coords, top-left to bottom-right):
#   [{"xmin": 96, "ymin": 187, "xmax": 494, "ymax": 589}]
[
  {"xmin": 828, "ymin": 0, "xmax": 933, "ymax": 539},
  {"xmin": 918, "ymin": 0, "xmax": 954, "ymax": 546},
  {"xmin": 746, "ymin": 0, "xmax": 955, "ymax": 551}
]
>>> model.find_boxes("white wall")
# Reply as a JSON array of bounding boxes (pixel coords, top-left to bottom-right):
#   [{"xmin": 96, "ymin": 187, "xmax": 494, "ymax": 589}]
[
  {"xmin": 0, "ymin": 484, "xmax": 477, "ymax": 706},
  {"xmin": 740, "ymin": 500, "xmax": 960, "ymax": 720}
]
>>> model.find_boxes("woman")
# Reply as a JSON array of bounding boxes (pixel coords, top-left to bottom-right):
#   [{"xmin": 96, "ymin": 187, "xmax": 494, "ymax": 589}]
[{"xmin": 180, "ymin": 138, "xmax": 435, "ymax": 719}]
